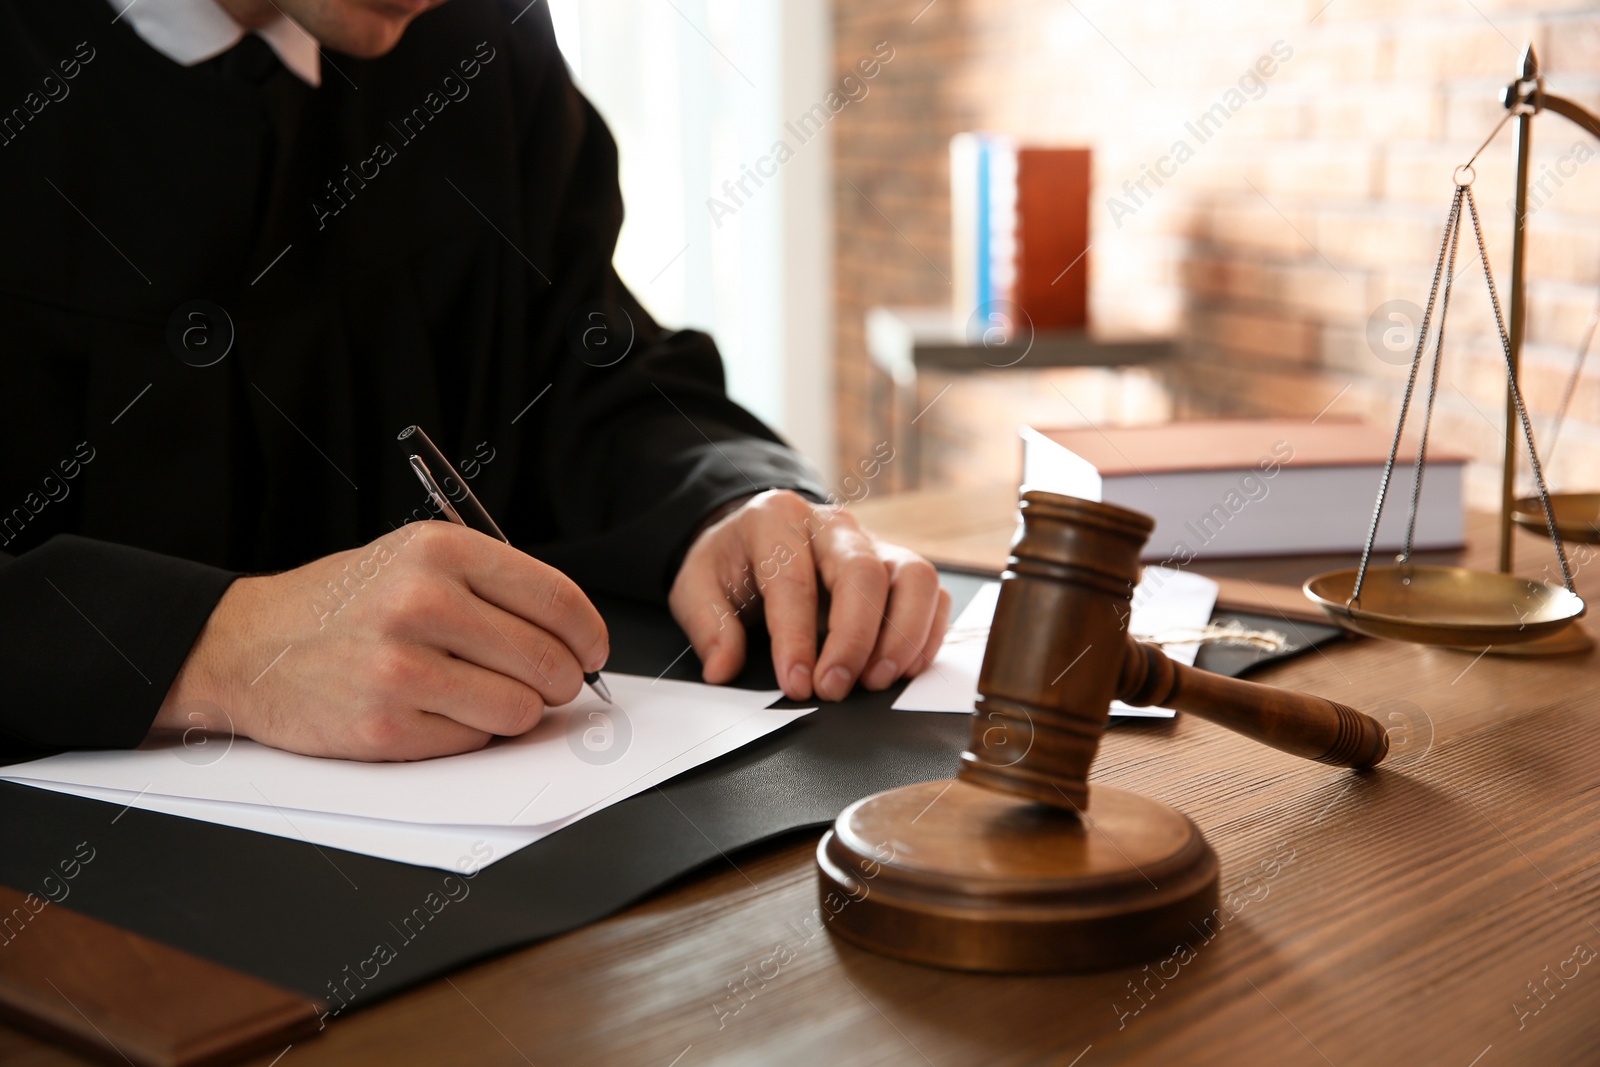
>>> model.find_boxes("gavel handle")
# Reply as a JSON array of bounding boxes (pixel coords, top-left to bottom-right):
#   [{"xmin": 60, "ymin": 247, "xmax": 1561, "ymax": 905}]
[{"xmin": 1117, "ymin": 638, "xmax": 1389, "ymax": 768}]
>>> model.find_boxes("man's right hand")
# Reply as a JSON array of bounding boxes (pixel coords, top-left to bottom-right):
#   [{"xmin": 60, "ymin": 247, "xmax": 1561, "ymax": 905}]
[{"xmin": 150, "ymin": 522, "xmax": 610, "ymax": 761}]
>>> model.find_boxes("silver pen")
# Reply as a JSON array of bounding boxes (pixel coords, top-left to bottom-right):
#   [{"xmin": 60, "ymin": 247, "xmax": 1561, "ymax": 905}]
[{"xmin": 400, "ymin": 429, "xmax": 614, "ymax": 705}]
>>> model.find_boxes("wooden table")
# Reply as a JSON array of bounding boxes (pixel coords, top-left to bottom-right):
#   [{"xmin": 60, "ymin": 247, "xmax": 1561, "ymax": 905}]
[{"xmin": 5, "ymin": 487, "xmax": 1598, "ymax": 1066}]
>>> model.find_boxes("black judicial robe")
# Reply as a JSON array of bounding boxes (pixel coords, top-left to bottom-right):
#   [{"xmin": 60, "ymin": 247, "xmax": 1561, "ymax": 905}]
[{"xmin": 0, "ymin": 0, "xmax": 824, "ymax": 758}]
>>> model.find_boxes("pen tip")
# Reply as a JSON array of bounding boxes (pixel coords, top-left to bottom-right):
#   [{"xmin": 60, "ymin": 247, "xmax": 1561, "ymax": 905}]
[{"xmin": 588, "ymin": 674, "xmax": 613, "ymax": 704}]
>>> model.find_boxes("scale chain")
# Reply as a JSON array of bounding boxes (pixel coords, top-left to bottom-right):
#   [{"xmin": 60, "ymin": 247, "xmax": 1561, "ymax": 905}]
[
  {"xmin": 1351, "ymin": 179, "xmax": 1577, "ymax": 604},
  {"xmin": 1463, "ymin": 186, "xmax": 1575, "ymax": 591},
  {"xmin": 1350, "ymin": 186, "xmax": 1465, "ymax": 607},
  {"xmin": 1402, "ymin": 186, "xmax": 1466, "ymax": 564}
]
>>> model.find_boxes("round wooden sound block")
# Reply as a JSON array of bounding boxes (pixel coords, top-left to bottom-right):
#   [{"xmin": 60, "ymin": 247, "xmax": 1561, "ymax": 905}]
[{"xmin": 816, "ymin": 779, "xmax": 1219, "ymax": 973}]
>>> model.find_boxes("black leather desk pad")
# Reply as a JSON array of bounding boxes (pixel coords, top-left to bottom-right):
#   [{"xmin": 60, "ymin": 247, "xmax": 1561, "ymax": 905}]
[{"xmin": 0, "ymin": 573, "xmax": 1343, "ymax": 1010}]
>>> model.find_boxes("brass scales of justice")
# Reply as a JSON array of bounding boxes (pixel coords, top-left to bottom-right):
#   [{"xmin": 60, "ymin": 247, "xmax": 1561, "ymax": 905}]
[
  {"xmin": 1301, "ymin": 43, "xmax": 1593, "ymax": 655},
  {"xmin": 813, "ymin": 45, "xmax": 1591, "ymax": 974}
]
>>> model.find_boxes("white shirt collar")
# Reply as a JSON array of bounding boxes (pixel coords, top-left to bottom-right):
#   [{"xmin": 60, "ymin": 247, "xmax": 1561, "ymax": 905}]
[{"xmin": 107, "ymin": 0, "xmax": 322, "ymax": 87}]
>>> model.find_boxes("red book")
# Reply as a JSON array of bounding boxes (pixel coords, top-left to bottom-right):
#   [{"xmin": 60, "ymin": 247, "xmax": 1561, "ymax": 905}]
[{"xmin": 1014, "ymin": 148, "xmax": 1090, "ymax": 330}]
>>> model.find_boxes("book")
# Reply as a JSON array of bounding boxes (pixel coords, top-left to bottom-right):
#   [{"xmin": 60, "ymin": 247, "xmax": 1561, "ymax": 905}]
[
  {"xmin": 1014, "ymin": 147, "xmax": 1090, "ymax": 330},
  {"xmin": 1020, "ymin": 419, "xmax": 1467, "ymax": 561},
  {"xmin": 950, "ymin": 132, "xmax": 1017, "ymax": 331},
  {"xmin": 951, "ymin": 136, "xmax": 1089, "ymax": 336}
]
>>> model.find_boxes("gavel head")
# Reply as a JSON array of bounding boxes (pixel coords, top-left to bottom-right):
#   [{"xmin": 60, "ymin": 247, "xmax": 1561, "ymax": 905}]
[{"xmin": 959, "ymin": 491, "xmax": 1151, "ymax": 811}]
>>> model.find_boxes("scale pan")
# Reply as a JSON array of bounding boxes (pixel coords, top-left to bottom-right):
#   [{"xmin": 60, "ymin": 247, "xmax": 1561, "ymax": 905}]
[
  {"xmin": 1510, "ymin": 493, "xmax": 1600, "ymax": 545},
  {"xmin": 1303, "ymin": 565, "xmax": 1586, "ymax": 646}
]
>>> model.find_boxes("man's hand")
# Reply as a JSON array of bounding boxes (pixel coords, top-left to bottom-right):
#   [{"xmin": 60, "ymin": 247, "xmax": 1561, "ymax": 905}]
[
  {"xmin": 669, "ymin": 490, "xmax": 952, "ymax": 702},
  {"xmin": 151, "ymin": 522, "xmax": 609, "ymax": 761}
]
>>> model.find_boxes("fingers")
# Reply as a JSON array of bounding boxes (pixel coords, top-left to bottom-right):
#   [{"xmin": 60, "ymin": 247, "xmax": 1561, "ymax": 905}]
[
  {"xmin": 405, "ymin": 522, "xmax": 610, "ymax": 673},
  {"xmin": 369, "ymin": 533, "xmax": 587, "ymax": 708},
  {"xmin": 338, "ymin": 651, "xmax": 498, "ymax": 759},
  {"xmin": 431, "ymin": 583, "xmax": 587, "ymax": 708},
  {"xmin": 362, "ymin": 713, "xmax": 493, "ymax": 763},
  {"xmin": 667, "ymin": 489, "xmax": 824, "ymax": 700},
  {"xmin": 664, "ymin": 492, "xmax": 950, "ymax": 705},
  {"xmin": 811, "ymin": 519, "xmax": 889, "ymax": 702},
  {"xmin": 741, "ymin": 499, "xmax": 820, "ymax": 701},
  {"xmin": 669, "ymin": 550, "xmax": 751, "ymax": 687},
  {"xmin": 860, "ymin": 554, "xmax": 943, "ymax": 690},
  {"xmin": 908, "ymin": 586, "xmax": 953, "ymax": 678},
  {"xmin": 371, "ymin": 644, "xmax": 546, "ymax": 743}
]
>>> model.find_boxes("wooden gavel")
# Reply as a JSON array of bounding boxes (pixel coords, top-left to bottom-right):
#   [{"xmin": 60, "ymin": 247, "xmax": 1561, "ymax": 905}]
[
  {"xmin": 962, "ymin": 491, "xmax": 1387, "ymax": 810},
  {"xmin": 818, "ymin": 491, "xmax": 1389, "ymax": 974}
]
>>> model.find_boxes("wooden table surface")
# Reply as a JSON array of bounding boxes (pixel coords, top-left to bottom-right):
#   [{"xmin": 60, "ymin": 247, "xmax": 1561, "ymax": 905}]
[{"xmin": 4, "ymin": 486, "xmax": 1598, "ymax": 1067}]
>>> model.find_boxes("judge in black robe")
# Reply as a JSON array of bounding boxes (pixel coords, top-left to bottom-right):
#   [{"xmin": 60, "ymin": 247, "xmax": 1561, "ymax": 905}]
[{"xmin": 0, "ymin": 0, "xmax": 946, "ymax": 763}]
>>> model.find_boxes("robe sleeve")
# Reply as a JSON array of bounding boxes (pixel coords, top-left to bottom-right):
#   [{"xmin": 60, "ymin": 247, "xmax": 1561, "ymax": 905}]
[
  {"xmin": 0, "ymin": 537, "xmax": 237, "ymax": 762},
  {"xmin": 502, "ymin": 12, "xmax": 830, "ymax": 603}
]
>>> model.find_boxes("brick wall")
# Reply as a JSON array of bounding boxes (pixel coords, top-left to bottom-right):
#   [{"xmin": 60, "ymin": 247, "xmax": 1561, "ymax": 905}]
[{"xmin": 832, "ymin": 0, "xmax": 1600, "ymax": 509}]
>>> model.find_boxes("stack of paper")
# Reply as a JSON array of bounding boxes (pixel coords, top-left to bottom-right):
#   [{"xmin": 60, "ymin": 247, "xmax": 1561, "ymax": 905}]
[
  {"xmin": 892, "ymin": 567, "xmax": 1219, "ymax": 718},
  {"xmin": 2, "ymin": 675, "xmax": 811, "ymax": 873}
]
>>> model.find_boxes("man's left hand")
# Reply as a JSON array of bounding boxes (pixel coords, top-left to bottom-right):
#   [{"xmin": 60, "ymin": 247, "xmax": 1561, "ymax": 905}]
[{"xmin": 669, "ymin": 490, "xmax": 952, "ymax": 702}]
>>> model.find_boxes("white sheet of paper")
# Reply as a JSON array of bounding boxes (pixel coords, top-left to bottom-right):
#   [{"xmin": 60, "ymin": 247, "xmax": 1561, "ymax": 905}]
[
  {"xmin": 12, "ymin": 703, "xmax": 814, "ymax": 873},
  {"xmin": 2, "ymin": 674, "xmax": 788, "ymax": 829},
  {"xmin": 891, "ymin": 568, "xmax": 1219, "ymax": 718}
]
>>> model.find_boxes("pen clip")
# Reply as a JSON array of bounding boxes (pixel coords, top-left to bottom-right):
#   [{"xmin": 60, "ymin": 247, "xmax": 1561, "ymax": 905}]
[{"xmin": 409, "ymin": 455, "xmax": 468, "ymax": 527}]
